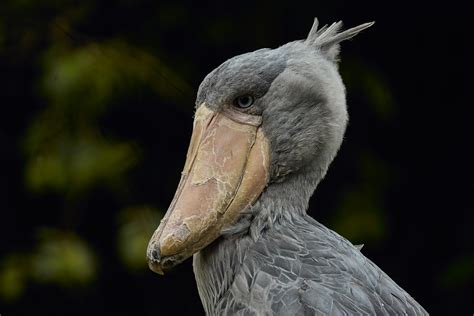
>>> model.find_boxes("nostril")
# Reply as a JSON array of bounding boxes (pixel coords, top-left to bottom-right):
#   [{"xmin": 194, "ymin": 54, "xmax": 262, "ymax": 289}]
[{"xmin": 151, "ymin": 247, "xmax": 161, "ymax": 261}]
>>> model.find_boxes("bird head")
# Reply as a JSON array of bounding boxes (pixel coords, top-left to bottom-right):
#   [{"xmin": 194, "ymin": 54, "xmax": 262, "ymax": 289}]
[{"xmin": 147, "ymin": 18, "xmax": 373, "ymax": 274}]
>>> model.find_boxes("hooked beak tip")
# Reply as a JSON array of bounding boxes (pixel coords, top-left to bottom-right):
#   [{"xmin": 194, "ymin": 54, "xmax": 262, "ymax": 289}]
[
  {"xmin": 147, "ymin": 243, "xmax": 165, "ymax": 275},
  {"xmin": 148, "ymin": 259, "xmax": 165, "ymax": 275},
  {"xmin": 147, "ymin": 242, "xmax": 187, "ymax": 275}
]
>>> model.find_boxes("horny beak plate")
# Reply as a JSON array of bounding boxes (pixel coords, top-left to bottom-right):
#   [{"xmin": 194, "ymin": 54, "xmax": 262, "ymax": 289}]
[{"xmin": 147, "ymin": 103, "xmax": 269, "ymax": 274}]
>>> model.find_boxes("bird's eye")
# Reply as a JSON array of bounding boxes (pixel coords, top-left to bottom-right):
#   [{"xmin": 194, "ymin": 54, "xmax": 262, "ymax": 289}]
[{"xmin": 233, "ymin": 95, "xmax": 254, "ymax": 109}]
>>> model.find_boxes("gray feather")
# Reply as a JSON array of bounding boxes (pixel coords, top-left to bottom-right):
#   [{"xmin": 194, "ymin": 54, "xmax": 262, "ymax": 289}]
[
  {"xmin": 305, "ymin": 17, "xmax": 320, "ymax": 43},
  {"xmin": 305, "ymin": 18, "xmax": 374, "ymax": 62}
]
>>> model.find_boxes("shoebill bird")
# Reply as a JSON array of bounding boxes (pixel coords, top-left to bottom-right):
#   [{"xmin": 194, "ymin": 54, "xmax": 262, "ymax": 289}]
[{"xmin": 147, "ymin": 18, "xmax": 427, "ymax": 315}]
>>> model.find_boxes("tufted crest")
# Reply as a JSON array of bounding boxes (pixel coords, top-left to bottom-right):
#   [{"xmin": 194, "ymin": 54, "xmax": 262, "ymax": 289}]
[{"xmin": 306, "ymin": 18, "xmax": 374, "ymax": 62}]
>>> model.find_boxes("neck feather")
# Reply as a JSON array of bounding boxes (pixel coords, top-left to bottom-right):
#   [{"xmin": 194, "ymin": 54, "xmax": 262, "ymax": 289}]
[
  {"xmin": 192, "ymin": 139, "xmax": 340, "ymax": 312},
  {"xmin": 221, "ymin": 151, "xmax": 331, "ymax": 239}
]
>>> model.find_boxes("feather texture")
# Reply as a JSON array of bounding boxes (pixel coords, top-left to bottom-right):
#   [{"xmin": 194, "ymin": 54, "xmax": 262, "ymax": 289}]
[
  {"xmin": 194, "ymin": 215, "xmax": 427, "ymax": 315},
  {"xmin": 306, "ymin": 18, "xmax": 374, "ymax": 62}
]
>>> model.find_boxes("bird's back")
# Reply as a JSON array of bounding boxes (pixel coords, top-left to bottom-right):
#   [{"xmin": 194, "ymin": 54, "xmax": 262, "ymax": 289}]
[{"xmin": 215, "ymin": 215, "xmax": 427, "ymax": 315}]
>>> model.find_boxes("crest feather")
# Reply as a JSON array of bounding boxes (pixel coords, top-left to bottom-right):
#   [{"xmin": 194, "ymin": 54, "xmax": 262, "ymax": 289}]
[{"xmin": 306, "ymin": 18, "xmax": 374, "ymax": 62}]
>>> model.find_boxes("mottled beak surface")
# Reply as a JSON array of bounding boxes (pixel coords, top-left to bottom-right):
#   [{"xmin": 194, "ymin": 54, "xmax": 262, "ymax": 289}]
[{"xmin": 147, "ymin": 104, "xmax": 269, "ymax": 274}]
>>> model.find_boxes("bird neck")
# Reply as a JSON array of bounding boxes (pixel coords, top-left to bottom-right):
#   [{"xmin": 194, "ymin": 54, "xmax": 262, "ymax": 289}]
[
  {"xmin": 193, "ymin": 232, "xmax": 250, "ymax": 314},
  {"xmin": 192, "ymin": 157, "xmax": 329, "ymax": 312},
  {"xmin": 193, "ymin": 207, "xmax": 308, "ymax": 314},
  {"xmin": 192, "ymin": 123, "xmax": 345, "ymax": 312},
  {"xmin": 221, "ymin": 153, "xmax": 330, "ymax": 239}
]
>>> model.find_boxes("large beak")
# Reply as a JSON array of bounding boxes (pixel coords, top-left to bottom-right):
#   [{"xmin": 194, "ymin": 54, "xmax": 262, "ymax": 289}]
[{"xmin": 147, "ymin": 103, "xmax": 269, "ymax": 274}]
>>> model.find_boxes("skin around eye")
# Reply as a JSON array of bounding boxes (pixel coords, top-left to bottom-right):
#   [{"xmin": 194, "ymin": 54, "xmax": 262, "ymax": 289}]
[{"xmin": 234, "ymin": 95, "xmax": 254, "ymax": 108}]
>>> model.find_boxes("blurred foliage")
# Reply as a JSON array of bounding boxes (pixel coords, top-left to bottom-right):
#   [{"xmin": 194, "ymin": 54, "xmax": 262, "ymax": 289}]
[
  {"xmin": 330, "ymin": 152, "xmax": 389, "ymax": 244},
  {"xmin": 0, "ymin": 18, "xmax": 4, "ymax": 49},
  {"xmin": 341, "ymin": 59, "xmax": 395, "ymax": 119},
  {"xmin": 0, "ymin": 255, "xmax": 28, "ymax": 302},
  {"xmin": 1, "ymin": 0, "xmax": 192, "ymax": 307},
  {"xmin": 40, "ymin": 41, "xmax": 193, "ymax": 107},
  {"xmin": 31, "ymin": 229, "xmax": 97, "ymax": 286},
  {"xmin": 439, "ymin": 255, "xmax": 474, "ymax": 289},
  {"xmin": 23, "ymin": 39, "xmax": 193, "ymax": 194},
  {"xmin": 0, "ymin": 229, "xmax": 96, "ymax": 301},
  {"xmin": 25, "ymin": 131, "xmax": 137, "ymax": 193},
  {"xmin": 117, "ymin": 206, "xmax": 161, "ymax": 271}
]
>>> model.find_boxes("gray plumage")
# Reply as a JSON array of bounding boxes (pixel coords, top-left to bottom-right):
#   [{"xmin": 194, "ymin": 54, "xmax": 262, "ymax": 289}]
[{"xmin": 192, "ymin": 18, "xmax": 428, "ymax": 315}]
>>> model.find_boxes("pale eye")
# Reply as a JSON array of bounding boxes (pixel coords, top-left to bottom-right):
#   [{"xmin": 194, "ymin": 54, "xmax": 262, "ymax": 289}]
[{"xmin": 234, "ymin": 95, "xmax": 254, "ymax": 109}]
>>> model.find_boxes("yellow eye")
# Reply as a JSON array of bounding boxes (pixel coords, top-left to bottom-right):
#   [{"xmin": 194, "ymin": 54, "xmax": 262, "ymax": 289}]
[{"xmin": 234, "ymin": 95, "xmax": 254, "ymax": 109}]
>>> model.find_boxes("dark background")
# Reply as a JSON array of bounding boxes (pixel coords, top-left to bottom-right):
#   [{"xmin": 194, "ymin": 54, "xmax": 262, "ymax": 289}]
[{"xmin": 1, "ymin": 0, "xmax": 473, "ymax": 315}]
